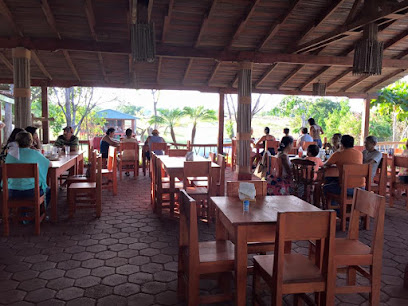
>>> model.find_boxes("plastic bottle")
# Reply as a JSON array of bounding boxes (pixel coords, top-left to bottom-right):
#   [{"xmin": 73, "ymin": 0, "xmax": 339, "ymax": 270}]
[{"xmin": 243, "ymin": 200, "xmax": 250, "ymax": 213}]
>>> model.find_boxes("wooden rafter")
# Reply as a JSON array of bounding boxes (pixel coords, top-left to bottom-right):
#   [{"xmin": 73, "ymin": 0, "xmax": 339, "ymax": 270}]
[
  {"xmin": 277, "ymin": 65, "xmax": 303, "ymax": 90},
  {"xmin": 182, "ymin": 59, "xmax": 193, "ymax": 84},
  {"xmin": 98, "ymin": 52, "xmax": 108, "ymax": 83},
  {"xmin": 0, "ymin": 52, "xmax": 13, "ymax": 72},
  {"xmin": 345, "ymin": 0, "xmax": 363, "ymax": 24},
  {"xmin": 0, "ymin": 0, "xmax": 22, "ymax": 36},
  {"xmin": 298, "ymin": 66, "xmax": 331, "ymax": 91},
  {"xmin": 254, "ymin": 63, "xmax": 278, "ymax": 88},
  {"xmin": 293, "ymin": 0, "xmax": 347, "ymax": 46},
  {"xmin": 156, "ymin": 56, "xmax": 162, "ymax": 83},
  {"xmin": 32, "ymin": 51, "xmax": 52, "ymax": 80},
  {"xmin": 327, "ymin": 68, "xmax": 353, "ymax": 88},
  {"xmin": 84, "ymin": 0, "xmax": 97, "ymax": 40},
  {"xmin": 257, "ymin": 0, "xmax": 302, "ymax": 50},
  {"xmin": 364, "ymin": 69, "xmax": 405, "ymax": 92},
  {"xmin": 227, "ymin": 0, "xmax": 261, "ymax": 49},
  {"xmin": 231, "ymin": 73, "xmax": 239, "ymax": 88},
  {"xmin": 294, "ymin": 1, "xmax": 408, "ymax": 53},
  {"xmin": 62, "ymin": 50, "xmax": 81, "ymax": 81},
  {"xmin": 195, "ymin": 0, "xmax": 218, "ymax": 48},
  {"xmin": 40, "ymin": 0, "xmax": 61, "ymax": 39},
  {"xmin": 161, "ymin": 0, "xmax": 174, "ymax": 42},
  {"xmin": 207, "ymin": 62, "xmax": 221, "ymax": 86},
  {"xmin": 383, "ymin": 29, "xmax": 408, "ymax": 49},
  {"xmin": 341, "ymin": 75, "xmax": 368, "ymax": 92}
]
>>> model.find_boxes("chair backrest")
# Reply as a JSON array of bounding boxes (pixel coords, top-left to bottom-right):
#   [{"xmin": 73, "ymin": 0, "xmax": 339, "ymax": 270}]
[
  {"xmin": 183, "ymin": 161, "xmax": 211, "ymax": 191},
  {"xmin": 375, "ymin": 153, "xmax": 387, "ymax": 196},
  {"xmin": 168, "ymin": 149, "xmax": 190, "ymax": 157},
  {"xmin": 265, "ymin": 140, "xmax": 279, "ymax": 151},
  {"xmin": 89, "ymin": 150, "xmax": 98, "ymax": 182},
  {"xmin": 209, "ymin": 152, "xmax": 216, "ymax": 162},
  {"xmin": 292, "ymin": 159, "xmax": 315, "ymax": 184},
  {"xmin": 273, "ymin": 211, "xmax": 336, "ymax": 287},
  {"xmin": 302, "ymin": 141, "xmax": 317, "ymax": 150},
  {"xmin": 2, "ymin": 163, "xmax": 40, "ymax": 203},
  {"xmin": 348, "ymin": 189, "xmax": 385, "ymax": 260},
  {"xmin": 342, "ymin": 164, "xmax": 371, "ymax": 191},
  {"xmin": 268, "ymin": 155, "xmax": 282, "ymax": 178},
  {"xmin": 226, "ymin": 180, "xmax": 267, "ymax": 197},
  {"xmin": 392, "ymin": 155, "xmax": 408, "ymax": 183},
  {"xmin": 216, "ymin": 154, "xmax": 226, "ymax": 195},
  {"xmin": 107, "ymin": 146, "xmax": 117, "ymax": 171},
  {"xmin": 120, "ymin": 141, "xmax": 138, "ymax": 155},
  {"xmin": 151, "ymin": 142, "xmax": 168, "ymax": 154},
  {"xmin": 179, "ymin": 189, "xmax": 199, "ymax": 268},
  {"xmin": 354, "ymin": 146, "xmax": 365, "ymax": 152}
]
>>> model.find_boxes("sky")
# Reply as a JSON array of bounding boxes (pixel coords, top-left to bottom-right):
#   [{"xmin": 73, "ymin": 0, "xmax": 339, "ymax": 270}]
[{"xmin": 94, "ymin": 88, "xmax": 365, "ymax": 114}]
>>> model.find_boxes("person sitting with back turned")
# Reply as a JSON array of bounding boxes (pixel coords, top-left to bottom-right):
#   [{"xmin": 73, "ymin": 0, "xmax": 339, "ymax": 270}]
[
  {"xmin": 54, "ymin": 127, "xmax": 79, "ymax": 152},
  {"xmin": 5, "ymin": 131, "xmax": 51, "ymax": 209},
  {"xmin": 255, "ymin": 127, "xmax": 276, "ymax": 156},
  {"xmin": 100, "ymin": 127, "xmax": 120, "ymax": 159},
  {"xmin": 297, "ymin": 127, "xmax": 313, "ymax": 149},
  {"xmin": 25, "ymin": 126, "xmax": 42, "ymax": 150},
  {"xmin": 121, "ymin": 128, "xmax": 138, "ymax": 176},
  {"xmin": 362, "ymin": 136, "xmax": 383, "ymax": 180},
  {"xmin": 323, "ymin": 135, "xmax": 363, "ymax": 199},
  {"xmin": 144, "ymin": 129, "xmax": 165, "ymax": 160},
  {"xmin": 305, "ymin": 144, "xmax": 324, "ymax": 180},
  {"xmin": 0, "ymin": 128, "xmax": 25, "ymax": 162},
  {"xmin": 283, "ymin": 128, "xmax": 290, "ymax": 138}
]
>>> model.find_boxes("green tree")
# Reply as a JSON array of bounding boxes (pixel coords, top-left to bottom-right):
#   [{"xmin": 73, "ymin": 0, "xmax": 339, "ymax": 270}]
[
  {"xmin": 150, "ymin": 108, "xmax": 184, "ymax": 144},
  {"xmin": 183, "ymin": 106, "xmax": 217, "ymax": 144},
  {"xmin": 117, "ymin": 103, "xmax": 143, "ymax": 116}
]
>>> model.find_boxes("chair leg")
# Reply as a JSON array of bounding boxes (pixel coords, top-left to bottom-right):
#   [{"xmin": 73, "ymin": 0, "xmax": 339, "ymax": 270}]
[
  {"xmin": 389, "ymin": 188, "xmax": 394, "ymax": 207},
  {"xmin": 3, "ymin": 202, "xmax": 9, "ymax": 237},
  {"xmin": 294, "ymin": 294, "xmax": 303, "ymax": 306},
  {"xmin": 347, "ymin": 266, "xmax": 357, "ymax": 285},
  {"xmin": 69, "ymin": 190, "xmax": 75, "ymax": 218},
  {"xmin": 187, "ymin": 273, "xmax": 199, "ymax": 306},
  {"xmin": 34, "ymin": 203, "xmax": 40, "ymax": 236},
  {"xmin": 96, "ymin": 194, "xmax": 101, "ymax": 219},
  {"xmin": 369, "ymin": 264, "xmax": 381, "ymax": 306},
  {"xmin": 252, "ymin": 264, "xmax": 260, "ymax": 306},
  {"xmin": 341, "ymin": 203, "xmax": 347, "ymax": 232},
  {"xmin": 119, "ymin": 163, "xmax": 122, "ymax": 181}
]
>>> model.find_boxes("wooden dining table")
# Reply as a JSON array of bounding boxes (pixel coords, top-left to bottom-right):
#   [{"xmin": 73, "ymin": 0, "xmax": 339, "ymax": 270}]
[
  {"xmin": 211, "ymin": 195, "xmax": 321, "ymax": 306},
  {"xmin": 158, "ymin": 155, "xmax": 220, "ymax": 217},
  {"xmin": 48, "ymin": 151, "xmax": 84, "ymax": 222}
]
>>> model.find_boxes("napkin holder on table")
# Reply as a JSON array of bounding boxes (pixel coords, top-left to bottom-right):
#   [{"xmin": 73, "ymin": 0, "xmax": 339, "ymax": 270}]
[
  {"xmin": 238, "ymin": 182, "xmax": 256, "ymax": 202},
  {"xmin": 186, "ymin": 151, "xmax": 194, "ymax": 161}
]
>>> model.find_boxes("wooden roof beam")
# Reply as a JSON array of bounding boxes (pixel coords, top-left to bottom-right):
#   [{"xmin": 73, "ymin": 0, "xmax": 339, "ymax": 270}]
[
  {"xmin": 156, "ymin": 57, "xmax": 162, "ymax": 83},
  {"xmin": 161, "ymin": 0, "xmax": 174, "ymax": 42},
  {"xmin": 98, "ymin": 52, "xmax": 108, "ymax": 83},
  {"xmin": 254, "ymin": 63, "xmax": 278, "ymax": 88},
  {"xmin": 0, "ymin": 52, "xmax": 13, "ymax": 72},
  {"xmin": 293, "ymin": 0, "xmax": 347, "ymax": 46},
  {"xmin": 364, "ymin": 69, "xmax": 405, "ymax": 92},
  {"xmin": 294, "ymin": 0, "xmax": 408, "ymax": 53},
  {"xmin": 207, "ymin": 62, "xmax": 221, "ymax": 86},
  {"xmin": 62, "ymin": 50, "xmax": 81, "ymax": 81},
  {"xmin": 32, "ymin": 51, "xmax": 52, "ymax": 80},
  {"xmin": 298, "ymin": 66, "xmax": 331, "ymax": 91},
  {"xmin": 327, "ymin": 68, "xmax": 352, "ymax": 88},
  {"xmin": 258, "ymin": 0, "xmax": 302, "ymax": 51},
  {"xmin": 227, "ymin": 0, "xmax": 261, "ymax": 49},
  {"xmin": 84, "ymin": 0, "xmax": 97, "ymax": 40},
  {"xmin": 195, "ymin": 0, "xmax": 218, "ymax": 48},
  {"xmin": 230, "ymin": 73, "xmax": 239, "ymax": 88},
  {"xmin": 277, "ymin": 65, "xmax": 304, "ymax": 90},
  {"xmin": 340, "ymin": 75, "xmax": 369, "ymax": 92},
  {"xmin": 384, "ymin": 29, "xmax": 408, "ymax": 49},
  {"xmin": 40, "ymin": 0, "xmax": 61, "ymax": 39},
  {"xmin": 345, "ymin": 0, "xmax": 363, "ymax": 24},
  {"xmin": 182, "ymin": 59, "xmax": 193, "ymax": 85},
  {"xmin": 0, "ymin": 0, "xmax": 23, "ymax": 36}
]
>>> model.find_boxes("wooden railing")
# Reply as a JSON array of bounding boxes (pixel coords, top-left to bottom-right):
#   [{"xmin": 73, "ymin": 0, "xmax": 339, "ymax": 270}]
[
  {"xmin": 169, "ymin": 142, "xmax": 233, "ymax": 158},
  {"xmin": 377, "ymin": 141, "xmax": 405, "ymax": 152}
]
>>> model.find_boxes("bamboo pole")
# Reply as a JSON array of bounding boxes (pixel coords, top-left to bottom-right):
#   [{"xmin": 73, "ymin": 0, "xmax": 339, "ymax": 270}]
[
  {"xmin": 217, "ymin": 92, "xmax": 225, "ymax": 155},
  {"xmin": 41, "ymin": 86, "xmax": 49, "ymax": 144},
  {"xmin": 361, "ymin": 95, "xmax": 371, "ymax": 144}
]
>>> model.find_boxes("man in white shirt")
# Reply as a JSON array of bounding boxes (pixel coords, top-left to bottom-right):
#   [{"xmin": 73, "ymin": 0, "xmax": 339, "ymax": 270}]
[
  {"xmin": 362, "ymin": 135, "xmax": 383, "ymax": 179},
  {"xmin": 297, "ymin": 127, "xmax": 313, "ymax": 149}
]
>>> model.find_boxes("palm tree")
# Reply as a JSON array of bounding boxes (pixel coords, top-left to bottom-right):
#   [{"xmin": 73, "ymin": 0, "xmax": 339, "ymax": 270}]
[
  {"xmin": 183, "ymin": 106, "xmax": 217, "ymax": 144},
  {"xmin": 150, "ymin": 108, "xmax": 184, "ymax": 144}
]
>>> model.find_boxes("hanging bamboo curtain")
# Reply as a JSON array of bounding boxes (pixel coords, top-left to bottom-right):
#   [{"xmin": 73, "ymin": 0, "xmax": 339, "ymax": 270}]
[
  {"xmin": 313, "ymin": 83, "xmax": 327, "ymax": 96},
  {"xmin": 131, "ymin": 23, "xmax": 156, "ymax": 63}
]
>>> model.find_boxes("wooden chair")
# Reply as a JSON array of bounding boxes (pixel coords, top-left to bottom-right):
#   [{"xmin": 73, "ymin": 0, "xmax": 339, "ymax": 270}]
[
  {"xmin": 268, "ymin": 155, "xmax": 282, "ymax": 178},
  {"xmin": 226, "ymin": 180, "xmax": 267, "ymax": 197},
  {"xmin": 371, "ymin": 153, "xmax": 387, "ymax": 197},
  {"xmin": 192, "ymin": 154, "xmax": 225, "ymax": 196},
  {"xmin": 302, "ymin": 141, "xmax": 317, "ymax": 150},
  {"xmin": 215, "ymin": 154, "xmax": 226, "ymax": 196},
  {"xmin": 265, "ymin": 140, "xmax": 279, "ymax": 155},
  {"xmin": 292, "ymin": 159, "xmax": 316, "ymax": 204},
  {"xmin": 333, "ymin": 189, "xmax": 385, "ymax": 305},
  {"xmin": 66, "ymin": 150, "xmax": 97, "ymax": 187},
  {"xmin": 118, "ymin": 141, "xmax": 139, "ymax": 180},
  {"xmin": 231, "ymin": 138, "xmax": 237, "ymax": 170},
  {"xmin": 177, "ymin": 189, "xmax": 234, "ymax": 305},
  {"xmin": 101, "ymin": 146, "xmax": 118, "ymax": 195},
  {"xmin": 389, "ymin": 155, "xmax": 408, "ymax": 208},
  {"xmin": 208, "ymin": 152, "xmax": 216, "ymax": 162},
  {"xmin": 142, "ymin": 143, "xmax": 149, "ymax": 176},
  {"xmin": 68, "ymin": 155, "xmax": 102, "ymax": 218},
  {"xmin": 2, "ymin": 164, "xmax": 46, "ymax": 236},
  {"xmin": 252, "ymin": 210, "xmax": 336, "ymax": 306},
  {"xmin": 325, "ymin": 164, "xmax": 371, "ymax": 232},
  {"xmin": 183, "ymin": 161, "xmax": 212, "ymax": 221},
  {"xmin": 168, "ymin": 149, "xmax": 190, "ymax": 157},
  {"xmin": 151, "ymin": 142, "xmax": 168, "ymax": 155}
]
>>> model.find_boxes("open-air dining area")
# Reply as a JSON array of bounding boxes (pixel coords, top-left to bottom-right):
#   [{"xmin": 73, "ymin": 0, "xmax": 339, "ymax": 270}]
[{"xmin": 2, "ymin": 0, "xmax": 408, "ymax": 305}]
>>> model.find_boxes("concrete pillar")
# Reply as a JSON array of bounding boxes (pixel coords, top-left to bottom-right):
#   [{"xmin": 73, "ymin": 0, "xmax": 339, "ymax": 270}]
[{"xmin": 12, "ymin": 47, "xmax": 32, "ymax": 128}]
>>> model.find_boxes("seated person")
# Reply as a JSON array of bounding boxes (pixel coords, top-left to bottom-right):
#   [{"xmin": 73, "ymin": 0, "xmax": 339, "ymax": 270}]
[
  {"xmin": 5, "ymin": 131, "xmax": 51, "ymax": 208},
  {"xmin": 0, "ymin": 128, "xmax": 24, "ymax": 162},
  {"xmin": 145, "ymin": 129, "xmax": 165, "ymax": 160},
  {"xmin": 255, "ymin": 127, "xmax": 276, "ymax": 156},
  {"xmin": 323, "ymin": 135, "xmax": 363, "ymax": 198},
  {"xmin": 121, "ymin": 128, "xmax": 138, "ymax": 160},
  {"xmin": 305, "ymin": 144, "xmax": 324, "ymax": 180},
  {"xmin": 100, "ymin": 128, "xmax": 120, "ymax": 158},
  {"xmin": 398, "ymin": 139, "xmax": 408, "ymax": 183},
  {"xmin": 283, "ymin": 127, "xmax": 290, "ymax": 138},
  {"xmin": 25, "ymin": 126, "xmax": 42, "ymax": 150},
  {"xmin": 362, "ymin": 136, "xmax": 383, "ymax": 180},
  {"xmin": 297, "ymin": 127, "xmax": 313, "ymax": 149},
  {"xmin": 331, "ymin": 133, "xmax": 342, "ymax": 152},
  {"xmin": 54, "ymin": 127, "xmax": 79, "ymax": 152}
]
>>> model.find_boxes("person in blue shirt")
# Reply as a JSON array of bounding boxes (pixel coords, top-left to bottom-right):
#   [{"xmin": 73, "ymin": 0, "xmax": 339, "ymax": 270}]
[
  {"xmin": 144, "ymin": 129, "xmax": 165, "ymax": 160},
  {"xmin": 100, "ymin": 127, "xmax": 120, "ymax": 159},
  {"xmin": 5, "ymin": 131, "xmax": 51, "ymax": 208}
]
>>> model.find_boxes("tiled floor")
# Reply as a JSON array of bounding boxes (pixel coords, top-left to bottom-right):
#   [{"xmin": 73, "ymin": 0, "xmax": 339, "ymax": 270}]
[{"xmin": 0, "ymin": 169, "xmax": 407, "ymax": 305}]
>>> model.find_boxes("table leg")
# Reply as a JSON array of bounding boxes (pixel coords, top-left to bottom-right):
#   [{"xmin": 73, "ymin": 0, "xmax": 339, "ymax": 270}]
[
  {"xmin": 50, "ymin": 170, "xmax": 58, "ymax": 222},
  {"xmin": 170, "ymin": 175, "xmax": 175, "ymax": 217},
  {"xmin": 78, "ymin": 156, "xmax": 84, "ymax": 175},
  {"xmin": 215, "ymin": 210, "xmax": 228, "ymax": 241},
  {"xmin": 235, "ymin": 226, "xmax": 248, "ymax": 306}
]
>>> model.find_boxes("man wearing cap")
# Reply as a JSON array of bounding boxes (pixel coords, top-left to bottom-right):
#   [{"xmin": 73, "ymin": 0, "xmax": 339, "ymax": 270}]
[
  {"xmin": 145, "ymin": 129, "xmax": 165, "ymax": 160},
  {"xmin": 54, "ymin": 127, "xmax": 79, "ymax": 152}
]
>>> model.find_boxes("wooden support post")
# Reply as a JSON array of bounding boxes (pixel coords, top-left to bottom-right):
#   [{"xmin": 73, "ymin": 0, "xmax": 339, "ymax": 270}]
[
  {"xmin": 217, "ymin": 92, "xmax": 225, "ymax": 155},
  {"xmin": 41, "ymin": 86, "xmax": 49, "ymax": 144},
  {"xmin": 4, "ymin": 101, "xmax": 12, "ymax": 141},
  {"xmin": 12, "ymin": 47, "xmax": 31, "ymax": 128},
  {"xmin": 361, "ymin": 95, "xmax": 371, "ymax": 145},
  {"xmin": 236, "ymin": 62, "xmax": 252, "ymax": 180}
]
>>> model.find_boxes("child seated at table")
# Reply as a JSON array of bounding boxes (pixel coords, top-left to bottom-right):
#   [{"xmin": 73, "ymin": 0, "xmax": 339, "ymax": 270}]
[{"xmin": 305, "ymin": 144, "xmax": 324, "ymax": 180}]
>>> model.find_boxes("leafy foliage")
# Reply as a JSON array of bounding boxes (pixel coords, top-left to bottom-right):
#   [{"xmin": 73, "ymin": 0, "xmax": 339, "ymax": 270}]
[
  {"xmin": 371, "ymin": 81, "xmax": 408, "ymax": 121},
  {"xmin": 183, "ymin": 106, "xmax": 217, "ymax": 144},
  {"xmin": 149, "ymin": 108, "xmax": 184, "ymax": 143}
]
